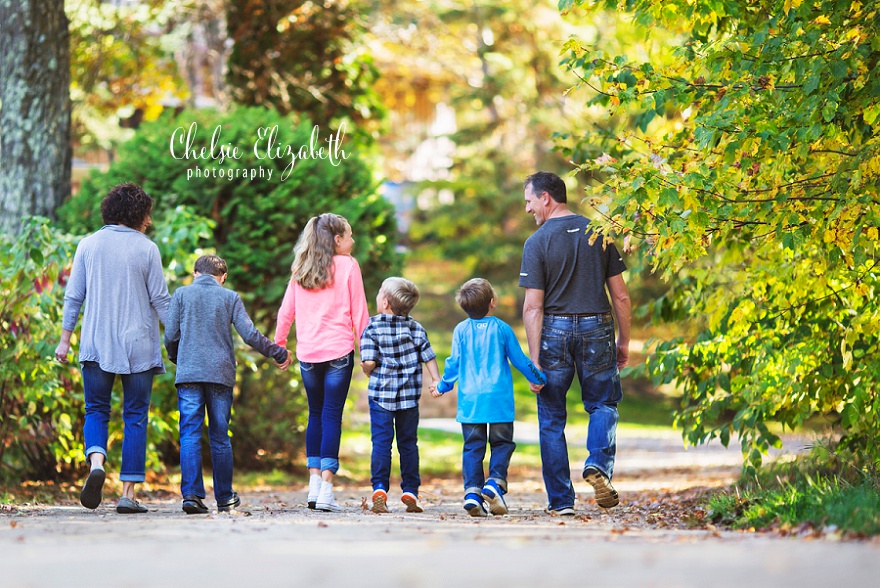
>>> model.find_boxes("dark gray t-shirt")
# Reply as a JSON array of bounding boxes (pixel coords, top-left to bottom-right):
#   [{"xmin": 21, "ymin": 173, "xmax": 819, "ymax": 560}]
[{"xmin": 519, "ymin": 214, "xmax": 627, "ymax": 314}]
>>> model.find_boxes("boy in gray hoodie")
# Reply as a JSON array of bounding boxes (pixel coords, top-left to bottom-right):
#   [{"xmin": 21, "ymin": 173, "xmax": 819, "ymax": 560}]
[{"xmin": 165, "ymin": 255, "xmax": 290, "ymax": 514}]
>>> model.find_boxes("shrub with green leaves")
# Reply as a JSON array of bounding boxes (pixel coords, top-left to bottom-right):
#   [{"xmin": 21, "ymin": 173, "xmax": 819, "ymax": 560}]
[{"xmin": 0, "ymin": 219, "xmax": 80, "ymax": 481}]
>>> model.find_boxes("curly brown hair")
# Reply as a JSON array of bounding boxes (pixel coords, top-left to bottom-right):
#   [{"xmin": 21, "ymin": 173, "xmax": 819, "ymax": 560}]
[{"xmin": 100, "ymin": 183, "xmax": 154, "ymax": 229}]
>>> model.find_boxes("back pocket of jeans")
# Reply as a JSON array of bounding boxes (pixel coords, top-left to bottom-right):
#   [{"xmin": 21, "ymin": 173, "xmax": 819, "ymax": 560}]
[
  {"xmin": 539, "ymin": 334, "xmax": 567, "ymax": 370},
  {"xmin": 581, "ymin": 332, "xmax": 615, "ymax": 373}
]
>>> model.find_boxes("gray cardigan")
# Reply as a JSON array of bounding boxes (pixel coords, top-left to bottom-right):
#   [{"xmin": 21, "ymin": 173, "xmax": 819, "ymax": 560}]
[
  {"xmin": 164, "ymin": 274, "xmax": 288, "ymax": 387},
  {"xmin": 62, "ymin": 225, "xmax": 171, "ymax": 374}
]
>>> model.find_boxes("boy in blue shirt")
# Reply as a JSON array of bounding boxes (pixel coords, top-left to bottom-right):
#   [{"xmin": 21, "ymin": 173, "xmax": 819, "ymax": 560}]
[
  {"xmin": 165, "ymin": 255, "xmax": 291, "ymax": 514},
  {"xmin": 433, "ymin": 278, "xmax": 546, "ymax": 516},
  {"xmin": 360, "ymin": 277, "xmax": 441, "ymax": 514}
]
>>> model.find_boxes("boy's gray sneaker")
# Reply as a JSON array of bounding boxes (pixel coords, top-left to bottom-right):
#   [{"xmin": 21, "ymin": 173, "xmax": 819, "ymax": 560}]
[
  {"xmin": 583, "ymin": 466, "xmax": 620, "ymax": 508},
  {"xmin": 546, "ymin": 506, "xmax": 575, "ymax": 517}
]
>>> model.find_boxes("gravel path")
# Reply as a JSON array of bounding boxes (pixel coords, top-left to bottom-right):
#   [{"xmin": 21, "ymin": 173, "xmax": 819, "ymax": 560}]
[{"xmin": 2, "ymin": 426, "xmax": 876, "ymax": 587}]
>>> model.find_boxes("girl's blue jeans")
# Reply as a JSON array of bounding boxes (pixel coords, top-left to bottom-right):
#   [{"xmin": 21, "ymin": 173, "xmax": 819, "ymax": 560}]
[
  {"xmin": 461, "ymin": 422, "xmax": 515, "ymax": 497},
  {"xmin": 177, "ymin": 383, "xmax": 235, "ymax": 503},
  {"xmin": 299, "ymin": 351, "xmax": 354, "ymax": 474},
  {"xmin": 537, "ymin": 314, "xmax": 623, "ymax": 511},
  {"xmin": 81, "ymin": 361, "xmax": 153, "ymax": 482},
  {"xmin": 369, "ymin": 399, "xmax": 421, "ymax": 495}
]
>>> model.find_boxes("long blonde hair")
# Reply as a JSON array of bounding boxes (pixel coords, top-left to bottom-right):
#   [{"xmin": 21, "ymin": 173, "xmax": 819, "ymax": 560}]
[{"xmin": 291, "ymin": 213, "xmax": 350, "ymax": 290}]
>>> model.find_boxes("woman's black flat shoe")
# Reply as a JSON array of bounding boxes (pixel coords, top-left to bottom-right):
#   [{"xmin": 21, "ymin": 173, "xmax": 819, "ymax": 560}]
[{"xmin": 80, "ymin": 468, "xmax": 106, "ymax": 510}]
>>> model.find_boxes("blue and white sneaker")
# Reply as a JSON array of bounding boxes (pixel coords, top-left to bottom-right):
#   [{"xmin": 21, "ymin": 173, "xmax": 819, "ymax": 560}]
[
  {"xmin": 463, "ymin": 493, "xmax": 488, "ymax": 517},
  {"xmin": 481, "ymin": 481, "xmax": 508, "ymax": 515}
]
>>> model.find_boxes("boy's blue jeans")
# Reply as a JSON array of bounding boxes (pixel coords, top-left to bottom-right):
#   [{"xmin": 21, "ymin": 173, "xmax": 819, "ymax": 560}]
[
  {"xmin": 369, "ymin": 399, "xmax": 420, "ymax": 495},
  {"xmin": 81, "ymin": 361, "xmax": 153, "ymax": 482},
  {"xmin": 461, "ymin": 422, "xmax": 515, "ymax": 497},
  {"xmin": 177, "ymin": 383, "xmax": 235, "ymax": 503},
  {"xmin": 299, "ymin": 352, "xmax": 354, "ymax": 474},
  {"xmin": 537, "ymin": 314, "xmax": 623, "ymax": 511}
]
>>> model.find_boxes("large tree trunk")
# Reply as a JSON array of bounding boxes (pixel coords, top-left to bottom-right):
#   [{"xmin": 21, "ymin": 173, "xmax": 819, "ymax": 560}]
[{"xmin": 0, "ymin": 0, "xmax": 71, "ymax": 235}]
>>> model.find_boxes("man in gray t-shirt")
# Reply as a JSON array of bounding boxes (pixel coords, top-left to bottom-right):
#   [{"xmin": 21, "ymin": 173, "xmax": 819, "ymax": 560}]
[{"xmin": 519, "ymin": 171, "xmax": 631, "ymax": 515}]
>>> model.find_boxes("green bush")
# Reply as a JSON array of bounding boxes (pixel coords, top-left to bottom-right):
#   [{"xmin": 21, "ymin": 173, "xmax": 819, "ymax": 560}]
[
  {"xmin": 0, "ymin": 219, "xmax": 80, "ymax": 481},
  {"xmin": 57, "ymin": 105, "xmax": 401, "ymax": 470}
]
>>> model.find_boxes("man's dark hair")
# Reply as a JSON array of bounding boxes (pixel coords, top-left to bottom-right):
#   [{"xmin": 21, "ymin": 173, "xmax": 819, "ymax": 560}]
[
  {"xmin": 194, "ymin": 254, "xmax": 228, "ymax": 276},
  {"xmin": 524, "ymin": 171, "xmax": 567, "ymax": 204},
  {"xmin": 100, "ymin": 183, "xmax": 154, "ymax": 228},
  {"xmin": 455, "ymin": 278, "xmax": 496, "ymax": 319}
]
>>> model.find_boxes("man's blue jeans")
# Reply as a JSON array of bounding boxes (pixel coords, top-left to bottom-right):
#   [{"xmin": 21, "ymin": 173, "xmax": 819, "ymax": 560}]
[
  {"xmin": 81, "ymin": 361, "xmax": 153, "ymax": 482},
  {"xmin": 369, "ymin": 399, "xmax": 420, "ymax": 495},
  {"xmin": 177, "ymin": 383, "xmax": 235, "ymax": 502},
  {"xmin": 461, "ymin": 422, "xmax": 515, "ymax": 497},
  {"xmin": 537, "ymin": 314, "xmax": 623, "ymax": 511},
  {"xmin": 299, "ymin": 352, "xmax": 354, "ymax": 474}
]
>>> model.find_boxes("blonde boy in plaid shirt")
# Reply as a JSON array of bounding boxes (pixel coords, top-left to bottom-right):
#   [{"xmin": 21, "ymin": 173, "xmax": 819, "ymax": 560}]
[{"xmin": 360, "ymin": 277, "xmax": 441, "ymax": 514}]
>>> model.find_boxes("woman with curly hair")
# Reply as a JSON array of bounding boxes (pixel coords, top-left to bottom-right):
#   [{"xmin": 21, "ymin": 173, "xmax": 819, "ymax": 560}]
[
  {"xmin": 55, "ymin": 183, "xmax": 171, "ymax": 514},
  {"xmin": 274, "ymin": 213, "xmax": 370, "ymax": 512}
]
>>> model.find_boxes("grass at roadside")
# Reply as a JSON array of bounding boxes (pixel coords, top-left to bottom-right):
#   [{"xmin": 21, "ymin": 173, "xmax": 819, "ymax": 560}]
[{"xmin": 705, "ymin": 445, "xmax": 880, "ymax": 537}]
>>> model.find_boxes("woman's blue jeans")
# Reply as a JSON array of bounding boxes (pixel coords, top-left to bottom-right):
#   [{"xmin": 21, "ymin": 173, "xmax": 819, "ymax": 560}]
[
  {"xmin": 177, "ymin": 383, "xmax": 235, "ymax": 502},
  {"xmin": 537, "ymin": 314, "xmax": 623, "ymax": 511},
  {"xmin": 461, "ymin": 422, "xmax": 515, "ymax": 497},
  {"xmin": 81, "ymin": 361, "xmax": 153, "ymax": 482},
  {"xmin": 369, "ymin": 399, "xmax": 420, "ymax": 495},
  {"xmin": 299, "ymin": 351, "xmax": 355, "ymax": 474}
]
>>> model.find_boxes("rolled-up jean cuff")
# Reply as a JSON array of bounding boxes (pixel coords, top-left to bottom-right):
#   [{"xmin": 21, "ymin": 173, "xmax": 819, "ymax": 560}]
[
  {"xmin": 85, "ymin": 446, "xmax": 107, "ymax": 462},
  {"xmin": 465, "ymin": 486, "xmax": 483, "ymax": 497},
  {"xmin": 307, "ymin": 456, "xmax": 321, "ymax": 469},
  {"xmin": 321, "ymin": 458, "xmax": 339, "ymax": 474},
  {"xmin": 119, "ymin": 473, "xmax": 145, "ymax": 483}
]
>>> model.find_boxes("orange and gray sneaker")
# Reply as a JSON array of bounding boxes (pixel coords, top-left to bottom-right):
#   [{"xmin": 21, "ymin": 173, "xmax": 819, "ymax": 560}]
[
  {"xmin": 583, "ymin": 466, "xmax": 619, "ymax": 508},
  {"xmin": 401, "ymin": 491, "xmax": 424, "ymax": 513},
  {"xmin": 371, "ymin": 489, "xmax": 389, "ymax": 513}
]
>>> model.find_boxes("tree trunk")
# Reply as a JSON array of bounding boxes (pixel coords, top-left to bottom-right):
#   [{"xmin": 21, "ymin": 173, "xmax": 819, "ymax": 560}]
[{"xmin": 0, "ymin": 0, "xmax": 71, "ymax": 235}]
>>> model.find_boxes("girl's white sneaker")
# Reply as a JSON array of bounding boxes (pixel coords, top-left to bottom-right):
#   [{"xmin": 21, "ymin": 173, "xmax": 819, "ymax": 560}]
[{"xmin": 315, "ymin": 480, "xmax": 342, "ymax": 512}]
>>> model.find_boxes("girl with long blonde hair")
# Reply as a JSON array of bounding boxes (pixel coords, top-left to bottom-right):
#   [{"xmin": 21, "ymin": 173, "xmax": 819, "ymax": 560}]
[{"xmin": 274, "ymin": 213, "xmax": 370, "ymax": 511}]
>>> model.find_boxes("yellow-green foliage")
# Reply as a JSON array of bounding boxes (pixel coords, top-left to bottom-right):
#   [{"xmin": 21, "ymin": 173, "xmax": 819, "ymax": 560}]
[{"xmin": 561, "ymin": 0, "xmax": 880, "ymax": 470}]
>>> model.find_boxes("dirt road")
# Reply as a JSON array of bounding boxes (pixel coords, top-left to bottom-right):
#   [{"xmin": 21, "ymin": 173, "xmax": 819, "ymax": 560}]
[{"xmin": 2, "ymin": 427, "xmax": 877, "ymax": 587}]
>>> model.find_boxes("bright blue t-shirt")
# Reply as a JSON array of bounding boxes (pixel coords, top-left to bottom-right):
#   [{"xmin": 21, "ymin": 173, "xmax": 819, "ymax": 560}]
[{"xmin": 437, "ymin": 316, "xmax": 546, "ymax": 423}]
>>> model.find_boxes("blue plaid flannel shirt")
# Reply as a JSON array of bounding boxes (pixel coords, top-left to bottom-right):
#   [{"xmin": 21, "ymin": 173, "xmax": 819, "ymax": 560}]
[{"xmin": 360, "ymin": 314, "xmax": 436, "ymax": 411}]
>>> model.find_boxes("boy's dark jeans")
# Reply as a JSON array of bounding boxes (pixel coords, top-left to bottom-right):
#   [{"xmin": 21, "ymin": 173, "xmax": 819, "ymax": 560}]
[
  {"xmin": 461, "ymin": 422, "xmax": 516, "ymax": 497},
  {"xmin": 178, "ymin": 383, "xmax": 235, "ymax": 502},
  {"xmin": 369, "ymin": 399, "xmax": 421, "ymax": 495}
]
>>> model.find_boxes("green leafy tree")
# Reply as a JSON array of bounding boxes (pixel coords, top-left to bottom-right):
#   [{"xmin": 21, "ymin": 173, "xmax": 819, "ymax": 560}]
[
  {"xmin": 0, "ymin": 0, "xmax": 71, "ymax": 234},
  {"xmin": 391, "ymin": 0, "xmax": 584, "ymax": 283},
  {"xmin": 560, "ymin": 0, "xmax": 880, "ymax": 469},
  {"xmin": 226, "ymin": 0, "xmax": 382, "ymax": 132}
]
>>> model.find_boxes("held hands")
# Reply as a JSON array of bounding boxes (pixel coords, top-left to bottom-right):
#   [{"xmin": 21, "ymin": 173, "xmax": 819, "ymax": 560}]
[
  {"xmin": 275, "ymin": 349, "xmax": 292, "ymax": 371},
  {"xmin": 428, "ymin": 379, "xmax": 442, "ymax": 398},
  {"xmin": 529, "ymin": 362, "xmax": 545, "ymax": 394}
]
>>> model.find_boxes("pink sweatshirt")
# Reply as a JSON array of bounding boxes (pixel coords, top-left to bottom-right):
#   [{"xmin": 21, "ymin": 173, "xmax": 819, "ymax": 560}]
[{"xmin": 274, "ymin": 255, "xmax": 370, "ymax": 363}]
